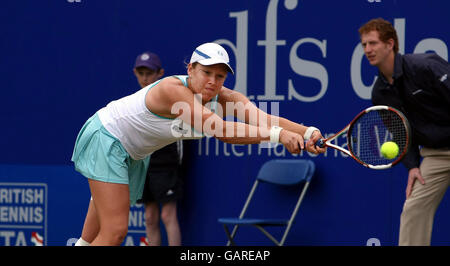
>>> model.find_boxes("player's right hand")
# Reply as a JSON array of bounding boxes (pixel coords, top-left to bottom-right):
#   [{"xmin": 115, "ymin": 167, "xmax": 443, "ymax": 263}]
[{"xmin": 306, "ymin": 131, "xmax": 327, "ymax": 154}]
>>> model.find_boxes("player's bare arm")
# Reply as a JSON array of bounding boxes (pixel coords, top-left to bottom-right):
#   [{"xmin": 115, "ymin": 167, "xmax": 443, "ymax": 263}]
[{"xmin": 219, "ymin": 87, "xmax": 324, "ymax": 153}]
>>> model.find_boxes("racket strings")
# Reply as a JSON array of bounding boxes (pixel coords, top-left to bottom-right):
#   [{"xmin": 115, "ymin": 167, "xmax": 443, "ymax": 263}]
[{"xmin": 348, "ymin": 110, "xmax": 408, "ymax": 166}]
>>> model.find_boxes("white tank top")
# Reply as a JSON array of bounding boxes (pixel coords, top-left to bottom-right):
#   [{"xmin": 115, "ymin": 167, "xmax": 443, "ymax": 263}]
[{"xmin": 97, "ymin": 75, "xmax": 217, "ymax": 160}]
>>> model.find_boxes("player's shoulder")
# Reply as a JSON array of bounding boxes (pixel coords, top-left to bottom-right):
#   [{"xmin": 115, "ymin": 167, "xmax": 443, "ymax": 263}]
[
  {"xmin": 158, "ymin": 76, "xmax": 189, "ymax": 96},
  {"xmin": 159, "ymin": 75, "xmax": 185, "ymax": 88}
]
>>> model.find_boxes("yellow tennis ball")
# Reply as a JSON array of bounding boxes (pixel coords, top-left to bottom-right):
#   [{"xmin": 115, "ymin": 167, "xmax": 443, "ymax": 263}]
[{"xmin": 381, "ymin": 141, "xmax": 399, "ymax": 159}]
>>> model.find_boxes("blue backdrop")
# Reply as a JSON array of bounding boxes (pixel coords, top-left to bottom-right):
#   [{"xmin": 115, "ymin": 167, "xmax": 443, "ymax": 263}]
[{"xmin": 0, "ymin": 0, "xmax": 449, "ymax": 246}]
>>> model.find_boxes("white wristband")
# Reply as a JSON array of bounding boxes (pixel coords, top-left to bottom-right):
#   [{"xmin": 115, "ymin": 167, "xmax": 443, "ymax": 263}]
[
  {"xmin": 304, "ymin": 126, "xmax": 320, "ymax": 141},
  {"xmin": 269, "ymin": 126, "xmax": 283, "ymax": 143},
  {"xmin": 75, "ymin": 238, "xmax": 91, "ymax": 246}
]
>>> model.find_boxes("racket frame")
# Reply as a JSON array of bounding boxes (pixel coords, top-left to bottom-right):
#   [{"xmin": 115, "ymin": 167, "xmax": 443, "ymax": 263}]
[{"xmin": 319, "ymin": 105, "xmax": 410, "ymax": 170}]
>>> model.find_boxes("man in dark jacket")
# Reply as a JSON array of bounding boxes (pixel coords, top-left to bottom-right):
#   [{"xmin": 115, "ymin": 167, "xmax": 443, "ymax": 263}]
[{"xmin": 359, "ymin": 18, "xmax": 450, "ymax": 245}]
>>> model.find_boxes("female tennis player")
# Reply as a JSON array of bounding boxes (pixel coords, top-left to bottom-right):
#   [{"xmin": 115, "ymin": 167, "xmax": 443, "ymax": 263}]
[{"xmin": 71, "ymin": 42, "xmax": 326, "ymax": 245}]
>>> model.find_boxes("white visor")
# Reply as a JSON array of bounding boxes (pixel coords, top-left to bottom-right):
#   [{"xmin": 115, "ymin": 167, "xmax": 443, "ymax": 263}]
[{"xmin": 189, "ymin": 42, "xmax": 234, "ymax": 74}]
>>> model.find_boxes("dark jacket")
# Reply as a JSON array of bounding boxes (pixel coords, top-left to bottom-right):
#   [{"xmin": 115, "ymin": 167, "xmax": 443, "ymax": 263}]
[{"xmin": 371, "ymin": 53, "xmax": 450, "ymax": 169}]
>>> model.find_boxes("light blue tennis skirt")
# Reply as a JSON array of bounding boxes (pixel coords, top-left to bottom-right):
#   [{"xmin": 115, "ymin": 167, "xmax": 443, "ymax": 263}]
[{"xmin": 71, "ymin": 112, "xmax": 150, "ymax": 204}]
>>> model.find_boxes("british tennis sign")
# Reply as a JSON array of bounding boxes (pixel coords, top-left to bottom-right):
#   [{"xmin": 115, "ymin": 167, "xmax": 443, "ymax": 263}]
[{"xmin": 0, "ymin": 183, "xmax": 47, "ymax": 246}]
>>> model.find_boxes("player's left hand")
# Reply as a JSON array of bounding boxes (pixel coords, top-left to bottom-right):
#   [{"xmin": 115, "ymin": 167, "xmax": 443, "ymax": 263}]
[
  {"xmin": 279, "ymin": 129, "xmax": 304, "ymax": 154},
  {"xmin": 305, "ymin": 131, "xmax": 327, "ymax": 154}
]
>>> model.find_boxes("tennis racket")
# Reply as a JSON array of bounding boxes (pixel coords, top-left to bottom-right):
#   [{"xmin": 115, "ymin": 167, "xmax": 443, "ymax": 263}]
[{"xmin": 316, "ymin": 105, "xmax": 411, "ymax": 170}]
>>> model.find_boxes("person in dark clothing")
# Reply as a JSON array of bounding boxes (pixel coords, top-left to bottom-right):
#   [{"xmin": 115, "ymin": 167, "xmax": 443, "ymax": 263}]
[
  {"xmin": 132, "ymin": 52, "xmax": 183, "ymax": 246},
  {"xmin": 359, "ymin": 18, "xmax": 450, "ymax": 245}
]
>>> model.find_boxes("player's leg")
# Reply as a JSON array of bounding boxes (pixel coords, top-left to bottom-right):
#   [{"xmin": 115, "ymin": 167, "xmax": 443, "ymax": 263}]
[
  {"xmin": 144, "ymin": 202, "xmax": 162, "ymax": 246},
  {"xmin": 160, "ymin": 201, "xmax": 181, "ymax": 246},
  {"xmin": 89, "ymin": 179, "xmax": 130, "ymax": 246},
  {"xmin": 77, "ymin": 198, "xmax": 100, "ymax": 245},
  {"xmin": 399, "ymin": 148, "xmax": 450, "ymax": 245}
]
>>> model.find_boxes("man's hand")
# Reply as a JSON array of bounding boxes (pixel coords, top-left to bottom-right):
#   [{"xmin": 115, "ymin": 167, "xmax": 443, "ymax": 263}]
[{"xmin": 406, "ymin": 167, "xmax": 425, "ymax": 199}]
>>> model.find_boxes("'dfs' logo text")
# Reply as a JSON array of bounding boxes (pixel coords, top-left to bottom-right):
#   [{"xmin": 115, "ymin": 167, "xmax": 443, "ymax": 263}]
[
  {"xmin": 215, "ymin": 0, "xmax": 448, "ymax": 101},
  {"xmin": 0, "ymin": 183, "xmax": 47, "ymax": 246}
]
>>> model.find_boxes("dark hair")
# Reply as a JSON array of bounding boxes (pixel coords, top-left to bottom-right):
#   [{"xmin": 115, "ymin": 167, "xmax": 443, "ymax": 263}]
[{"xmin": 358, "ymin": 18, "xmax": 399, "ymax": 54}]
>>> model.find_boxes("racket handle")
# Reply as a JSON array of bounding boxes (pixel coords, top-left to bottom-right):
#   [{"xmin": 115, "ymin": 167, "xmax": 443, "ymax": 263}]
[
  {"xmin": 301, "ymin": 138, "xmax": 325, "ymax": 149},
  {"xmin": 316, "ymin": 138, "xmax": 325, "ymax": 148}
]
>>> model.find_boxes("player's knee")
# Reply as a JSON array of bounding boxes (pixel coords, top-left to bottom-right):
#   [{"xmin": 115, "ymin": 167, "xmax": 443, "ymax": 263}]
[
  {"xmin": 109, "ymin": 226, "xmax": 128, "ymax": 245},
  {"xmin": 111, "ymin": 233, "xmax": 126, "ymax": 245},
  {"xmin": 100, "ymin": 221, "xmax": 128, "ymax": 245}
]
